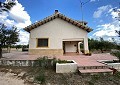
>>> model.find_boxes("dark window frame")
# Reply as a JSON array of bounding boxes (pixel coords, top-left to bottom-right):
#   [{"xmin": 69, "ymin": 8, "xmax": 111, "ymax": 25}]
[{"xmin": 37, "ymin": 38, "xmax": 49, "ymax": 47}]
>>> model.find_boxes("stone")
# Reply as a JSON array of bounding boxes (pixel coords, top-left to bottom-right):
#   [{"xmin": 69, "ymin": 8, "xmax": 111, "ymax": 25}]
[{"xmin": 18, "ymin": 72, "xmax": 26, "ymax": 77}]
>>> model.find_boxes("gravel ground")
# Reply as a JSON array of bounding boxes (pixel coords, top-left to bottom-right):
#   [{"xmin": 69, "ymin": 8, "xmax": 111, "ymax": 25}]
[
  {"xmin": 0, "ymin": 72, "xmax": 28, "ymax": 85},
  {"xmin": 0, "ymin": 66, "xmax": 120, "ymax": 85}
]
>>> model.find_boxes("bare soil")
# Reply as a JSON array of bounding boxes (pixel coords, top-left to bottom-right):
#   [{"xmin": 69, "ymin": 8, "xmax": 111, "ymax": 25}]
[{"xmin": 0, "ymin": 66, "xmax": 120, "ymax": 85}]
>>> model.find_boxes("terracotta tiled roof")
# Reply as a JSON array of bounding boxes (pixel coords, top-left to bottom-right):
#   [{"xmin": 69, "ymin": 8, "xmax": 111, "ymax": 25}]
[{"xmin": 24, "ymin": 12, "xmax": 93, "ymax": 32}]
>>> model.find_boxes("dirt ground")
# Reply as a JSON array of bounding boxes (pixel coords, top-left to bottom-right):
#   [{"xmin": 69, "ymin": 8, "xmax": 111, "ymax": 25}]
[
  {"xmin": 0, "ymin": 66, "xmax": 120, "ymax": 85},
  {"xmin": 0, "ymin": 72, "xmax": 27, "ymax": 85}
]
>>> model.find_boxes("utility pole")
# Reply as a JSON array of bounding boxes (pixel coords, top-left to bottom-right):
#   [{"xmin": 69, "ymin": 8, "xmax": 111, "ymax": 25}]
[{"xmin": 79, "ymin": 0, "xmax": 90, "ymax": 25}]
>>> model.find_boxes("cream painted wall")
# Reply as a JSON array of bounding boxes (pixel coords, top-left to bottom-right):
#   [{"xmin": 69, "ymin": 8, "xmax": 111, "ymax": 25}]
[{"xmin": 29, "ymin": 18, "xmax": 88, "ymax": 51}]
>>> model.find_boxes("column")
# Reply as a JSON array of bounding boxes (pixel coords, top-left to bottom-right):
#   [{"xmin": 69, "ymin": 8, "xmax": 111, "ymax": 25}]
[{"xmin": 83, "ymin": 38, "xmax": 89, "ymax": 54}]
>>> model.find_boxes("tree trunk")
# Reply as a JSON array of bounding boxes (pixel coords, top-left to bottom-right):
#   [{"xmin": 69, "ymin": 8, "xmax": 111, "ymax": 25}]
[
  {"xmin": 100, "ymin": 49, "xmax": 103, "ymax": 53},
  {"xmin": 0, "ymin": 47, "xmax": 2, "ymax": 58},
  {"xmin": 8, "ymin": 47, "xmax": 11, "ymax": 53}
]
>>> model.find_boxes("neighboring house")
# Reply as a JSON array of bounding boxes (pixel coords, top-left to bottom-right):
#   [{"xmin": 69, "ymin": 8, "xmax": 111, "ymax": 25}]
[{"xmin": 24, "ymin": 10, "xmax": 92, "ymax": 56}]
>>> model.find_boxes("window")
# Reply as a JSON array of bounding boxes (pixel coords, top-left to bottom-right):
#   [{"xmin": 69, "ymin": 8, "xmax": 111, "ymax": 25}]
[{"xmin": 37, "ymin": 38, "xmax": 48, "ymax": 47}]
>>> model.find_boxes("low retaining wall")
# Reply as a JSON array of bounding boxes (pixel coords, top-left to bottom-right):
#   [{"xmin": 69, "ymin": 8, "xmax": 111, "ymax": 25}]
[
  {"xmin": 107, "ymin": 63, "xmax": 120, "ymax": 71},
  {"xmin": 97, "ymin": 60, "xmax": 120, "ymax": 71},
  {"xmin": 0, "ymin": 60, "xmax": 35, "ymax": 66},
  {"xmin": 56, "ymin": 60, "xmax": 77, "ymax": 73}
]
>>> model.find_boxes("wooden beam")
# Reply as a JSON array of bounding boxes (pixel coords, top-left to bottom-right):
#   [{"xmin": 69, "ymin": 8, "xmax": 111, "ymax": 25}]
[
  {"xmin": 66, "ymin": 18, "xmax": 70, "ymax": 22},
  {"xmin": 59, "ymin": 14, "xmax": 62, "ymax": 18},
  {"xmin": 38, "ymin": 22, "xmax": 42, "ymax": 25},
  {"xmin": 77, "ymin": 23, "xmax": 82, "ymax": 27},
  {"xmin": 73, "ymin": 21, "xmax": 77, "ymax": 25},
  {"xmin": 62, "ymin": 16, "xmax": 66, "ymax": 19},
  {"xmin": 70, "ymin": 20, "xmax": 73, "ymax": 23}
]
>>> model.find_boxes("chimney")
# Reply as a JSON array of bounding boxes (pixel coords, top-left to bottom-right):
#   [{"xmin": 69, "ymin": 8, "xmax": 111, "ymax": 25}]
[{"xmin": 55, "ymin": 10, "xmax": 58, "ymax": 14}]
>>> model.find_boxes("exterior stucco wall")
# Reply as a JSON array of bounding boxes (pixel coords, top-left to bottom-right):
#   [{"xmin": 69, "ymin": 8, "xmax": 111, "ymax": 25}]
[{"xmin": 29, "ymin": 18, "xmax": 89, "ymax": 55}]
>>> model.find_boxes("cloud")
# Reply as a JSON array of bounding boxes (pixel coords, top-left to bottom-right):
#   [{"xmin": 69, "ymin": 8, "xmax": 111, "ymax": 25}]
[
  {"xmin": 91, "ymin": 6, "xmax": 120, "ymax": 43},
  {"xmin": 9, "ymin": 1, "xmax": 31, "ymax": 23},
  {"xmin": 17, "ymin": 30, "xmax": 29, "ymax": 45},
  {"xmin": 90, "ymin": 0, "xmax": 101, "ymax": 2},
  {"xmin": 93, "ymin": 23, "xmax": 119, "ymax": 37},
  {"xmin": 109, "ymin": 8, "xmax": 120, "ymax": 20},
  {"xmin": 93, "ymin": 5, "xmax": 112, "ymax": 18},
  {"xmin": 0, "ymin": 0, "xmax": 31, "ymax": 45},
  {"xmin": 90, "ymin": 0, "xmax": 96, "ymax": 2}
]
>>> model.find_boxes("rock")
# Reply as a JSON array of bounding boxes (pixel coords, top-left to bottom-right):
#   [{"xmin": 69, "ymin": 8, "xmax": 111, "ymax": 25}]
[
  {"xmin": 18, "ymin": 72, "xmax": 26, "ymax": 77},
  {"xmin": 8, "ymin": 69, "xmax": 12, "ymax": 73},
  {"xmin": 25, "ymin": 76, "xmax": 34, "ymax": 83}
]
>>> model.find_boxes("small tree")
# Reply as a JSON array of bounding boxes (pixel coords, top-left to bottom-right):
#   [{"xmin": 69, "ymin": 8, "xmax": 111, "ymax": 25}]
[
  {"xmin": 0, "ymin": 24, "xmax": 19, "ymax": 58},
  {"xmin": 112, "ymin": 51, "xmax": 120, "ymax": 62},
  {"xmin": 115, "ymin": 30, "xmax": 120, "ymax": 37},
  {"xmin": 0, "ymin": 0, "xmax": 15, "ymax": 13}
]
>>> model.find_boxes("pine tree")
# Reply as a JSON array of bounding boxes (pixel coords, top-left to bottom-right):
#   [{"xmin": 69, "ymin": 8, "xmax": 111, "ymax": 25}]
[{"xmin": 0, "ymin": 24, "xmax": 19, "ymax": 58}]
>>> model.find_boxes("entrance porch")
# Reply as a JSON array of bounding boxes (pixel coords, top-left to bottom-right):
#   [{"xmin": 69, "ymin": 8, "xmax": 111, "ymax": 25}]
[{"xmin": 62, "ymin": 38, "xmax": 89, "ymax": 55}]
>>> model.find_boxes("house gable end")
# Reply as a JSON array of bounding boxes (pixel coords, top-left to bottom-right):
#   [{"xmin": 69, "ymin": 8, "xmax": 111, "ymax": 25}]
[{"xmin": 24, "ymin": 12, "xmax": 93, "ymax": 33}]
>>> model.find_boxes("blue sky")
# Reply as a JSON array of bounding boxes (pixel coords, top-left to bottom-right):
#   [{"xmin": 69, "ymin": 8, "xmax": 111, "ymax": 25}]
[{"xmin": 0, "ymin": 0, "xmax": 120, "ymax": 44}]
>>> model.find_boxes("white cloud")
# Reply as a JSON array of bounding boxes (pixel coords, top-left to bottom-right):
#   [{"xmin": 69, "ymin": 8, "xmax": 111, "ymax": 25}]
[
  {"xmin": 0, "ymin": 0, "xmax": 31, "ymax": 45},
  {"xmin": 93, "ymin": 5, "xmax": 112, "ymax": 18},
  {"xmin": 9, "ymin": 1, "xmax": 31, "ymax": 23},
  {"xmin": 109, "ymin": 8, "xmax": 120, "ymax": 19},
  {"xmin": 92, "ymin": 6, "xmax": 120, "ymax": 43},
  {"xmin": 90, "ymin": 0, "xmax": 101, "ymax": 2},
  {"xmin": 17, "ymin": 30, "xmax": 29, "ymax": 45},
  {"xmin": 90, "ymin": 0, "xmax": 96, "ymax": 2},
  {"xmin": 93, "ymin": 23, "xmax": 119, "ymax": 37}
]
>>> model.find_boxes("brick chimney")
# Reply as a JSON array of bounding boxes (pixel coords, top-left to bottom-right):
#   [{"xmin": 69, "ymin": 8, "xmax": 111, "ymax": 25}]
[{"xmin": 55, "ymin": 10, "xmax": 59, "ymax": 14}]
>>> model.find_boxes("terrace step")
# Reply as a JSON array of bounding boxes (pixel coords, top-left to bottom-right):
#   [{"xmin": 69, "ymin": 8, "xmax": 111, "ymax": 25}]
[
  {"xmin": 78, "ymin": 65, "xmax": 108, "ymax": 70},
  {"xmin": 79, "ymin": 68, "xmax": 113, "ymax": 74}
]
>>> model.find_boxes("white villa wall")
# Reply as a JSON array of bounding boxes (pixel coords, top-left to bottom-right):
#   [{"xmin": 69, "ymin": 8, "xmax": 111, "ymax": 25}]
[{"xmin": 30, "ymin": 18, "xmax": 88, "ymax": 50}]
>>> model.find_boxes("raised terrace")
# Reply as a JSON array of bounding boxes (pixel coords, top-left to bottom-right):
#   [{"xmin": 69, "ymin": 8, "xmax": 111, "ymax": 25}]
[{"xmin": 0, "ymin": 51, "xmax": 118, "ymax": 74}]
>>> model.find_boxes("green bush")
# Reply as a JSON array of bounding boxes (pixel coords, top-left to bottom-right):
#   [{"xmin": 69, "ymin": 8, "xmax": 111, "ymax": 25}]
[
  {"xmin": 34, "ymin": 72, "xmax": 45, "ymax": 84},
  {"xmin": 111, "ymin": 51, "xmax": 120, "ymax": 61},
  {"xmin": 52, "ymin": 57, "xmax": 57, "ymax": 70},
  {"xmin": 34, "ymin": 56, "xmax": 51, "ymax": 68},
  {"xmin": 114, "ymin": 72, "xmax": 120, "ymax": 78},
  {"xmin": 87, "ymin": 81, "xmax": 94, "ymax": 85},
  {"xmin": 57, "ymin": 59, "xmax": 73, "ymax": 64}
]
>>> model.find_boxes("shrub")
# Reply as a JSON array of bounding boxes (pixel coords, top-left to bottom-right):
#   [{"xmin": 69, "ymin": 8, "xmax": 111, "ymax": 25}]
[
  {"xmin": 52, "ymin": 57, "xmax": 57, "ymax": 70},
  {"xmin": 22, "ymin": 47, "xmax": 28, "ymax": 51},
  {"xmin": 87, "ymin": 81, "xmax": 94, "ymax": 85},
  {"xmin": 34, "ymin": 72, "xmax": 45, "ymax": 84},
  {"xmin": 34, "ymin": 56, "xmax": 51, "ymax": 68},
  {"xmin": 114, "ymin": 72, "xmax": 120, "ymax": 78},
  {"xmin": 85, "ymin": 52, "xmax": 92, "ymax": 56},
  {"xmin": 57, "ymin": 59, "xmax": 73, "ymax": 64},
  {"xmin": 111, "ymin": 51, "xmax": 120, "ymax": 61}
]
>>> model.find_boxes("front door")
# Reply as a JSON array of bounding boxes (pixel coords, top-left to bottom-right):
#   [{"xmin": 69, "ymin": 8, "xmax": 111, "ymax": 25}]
[{"xmin": 64, "ymin": 41, "xmax": 77, "ymax": 53}]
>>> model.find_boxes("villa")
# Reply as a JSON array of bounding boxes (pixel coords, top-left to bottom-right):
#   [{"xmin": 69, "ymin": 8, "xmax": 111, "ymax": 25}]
[{"xmin": 24, "ymin": 10, "xmax": 92, "ymax": 56}]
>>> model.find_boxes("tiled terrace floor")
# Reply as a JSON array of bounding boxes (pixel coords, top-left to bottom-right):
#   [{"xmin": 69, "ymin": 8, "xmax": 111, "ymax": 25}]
[{"xmin": 1, "ymin": 51, "xmax": 118, "ymax": 67}]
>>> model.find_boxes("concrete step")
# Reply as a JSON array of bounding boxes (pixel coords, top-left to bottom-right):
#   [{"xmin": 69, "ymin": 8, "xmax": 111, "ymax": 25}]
[
  {"xmin": 78, "ymin": 65, "xmax": 108, "ymax": 70},
  {"xmin": 79, "ymin": 68, "xmax": 113, "ymax": 74}
]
